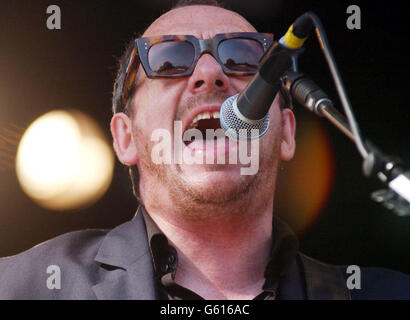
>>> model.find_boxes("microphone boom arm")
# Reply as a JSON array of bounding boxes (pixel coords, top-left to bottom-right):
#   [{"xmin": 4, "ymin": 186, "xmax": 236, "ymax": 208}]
[
  {"xmin": 281, "ymin": 12, "xmax": 409, "ymax": 216},
  {"xmin": 283, "ymin": 71, "xmax": 410, "ymax": 216}
]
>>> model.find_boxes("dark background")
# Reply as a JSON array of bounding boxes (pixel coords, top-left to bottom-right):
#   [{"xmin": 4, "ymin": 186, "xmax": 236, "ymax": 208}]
[{"xmin": 0, "ymin": 0, "xmax": 409, "ymax": 275}]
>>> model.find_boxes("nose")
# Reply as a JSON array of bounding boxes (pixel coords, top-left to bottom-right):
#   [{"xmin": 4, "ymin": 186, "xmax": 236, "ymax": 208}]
[{"xmin": 187, "ymin": 54, "xmax": 230, "ymax": 94}]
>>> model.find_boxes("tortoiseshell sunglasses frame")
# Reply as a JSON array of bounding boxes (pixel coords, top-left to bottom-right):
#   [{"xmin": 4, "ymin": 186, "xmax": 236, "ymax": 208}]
[{"xmin": 121, "ymin": 32, "xmax": 274, "ymax": 108}]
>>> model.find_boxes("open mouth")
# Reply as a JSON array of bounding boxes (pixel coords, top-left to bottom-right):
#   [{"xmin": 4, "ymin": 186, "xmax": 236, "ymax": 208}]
[{"xmin": 184, "ymin": 111, "xmax": 225, "ymax": 147}]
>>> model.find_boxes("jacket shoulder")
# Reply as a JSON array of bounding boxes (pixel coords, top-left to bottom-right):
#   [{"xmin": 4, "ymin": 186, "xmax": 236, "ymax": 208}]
[
  {"xmin": 0, "ymin": 229, "xmax": 108, "ymax": 299},
  {"xmin": 344, "ymin": 266, "xmax": 410, "ymax": 300},
  {"xmin": 299, "ymin": 253, "xmax": 410, "ymax": 300}
]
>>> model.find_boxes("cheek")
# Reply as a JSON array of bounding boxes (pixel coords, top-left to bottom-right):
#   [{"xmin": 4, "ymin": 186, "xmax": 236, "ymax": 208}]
[
  {"xmin": 230, "ymin": 76, "xmax": 254, "ymax": 93},
  {"xmin": 132, "ymin": 81, "xmax": 185, "ymax": 134},
  {"xmin": 268, "ymin": 96, "xmax": 283, "ymax": 128}
]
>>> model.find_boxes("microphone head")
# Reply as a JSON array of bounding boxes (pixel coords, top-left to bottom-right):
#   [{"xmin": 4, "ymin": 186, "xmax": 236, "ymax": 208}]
[{"xmin": 220, "ymin": 94, "xmax": 270, "ymax": 141}]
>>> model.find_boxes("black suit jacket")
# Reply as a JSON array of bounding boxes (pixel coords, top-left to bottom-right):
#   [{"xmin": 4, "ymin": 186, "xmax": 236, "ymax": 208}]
[
  {"xmin": 0, "ymin": 211, "xmax": 158, "ymax": 299},
  {"xmin": 1, "ymin": 209, "xmax": 409, "ymax": 299}
]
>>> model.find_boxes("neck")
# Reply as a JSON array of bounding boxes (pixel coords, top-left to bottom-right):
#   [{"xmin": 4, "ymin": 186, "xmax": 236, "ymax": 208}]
[{"xmin": 143, "ymin": 196, "xmax": 274, "ymax": 300}]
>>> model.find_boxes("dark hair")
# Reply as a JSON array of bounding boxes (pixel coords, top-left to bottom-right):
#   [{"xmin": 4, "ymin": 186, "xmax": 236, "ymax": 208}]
[{"xmin": 111, "ymin": 0, "xmax": 289, "ymax": 202}]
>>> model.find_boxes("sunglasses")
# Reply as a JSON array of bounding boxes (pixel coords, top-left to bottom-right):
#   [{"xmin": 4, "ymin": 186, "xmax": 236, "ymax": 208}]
[{"xmin": 121, "ymin": 32, "xmax": 274, "ymax": 107}]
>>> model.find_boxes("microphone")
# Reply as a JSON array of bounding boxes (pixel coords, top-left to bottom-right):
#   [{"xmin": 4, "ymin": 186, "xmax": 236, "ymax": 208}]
[{"xmin": 220, "ymin": 12, "xmax": 314, "ymax": 140}]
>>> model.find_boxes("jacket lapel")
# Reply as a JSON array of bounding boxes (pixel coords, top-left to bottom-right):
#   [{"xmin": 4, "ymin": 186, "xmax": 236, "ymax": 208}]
[{"xmin": 92, "ymin": 207, "xmax": 157, "ymax": 300}]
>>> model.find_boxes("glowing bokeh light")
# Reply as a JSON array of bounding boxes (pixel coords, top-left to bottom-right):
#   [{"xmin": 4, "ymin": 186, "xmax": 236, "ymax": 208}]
[{"xmin": 16, "ymin": 110, "xmax": 114, "ymax": 211}]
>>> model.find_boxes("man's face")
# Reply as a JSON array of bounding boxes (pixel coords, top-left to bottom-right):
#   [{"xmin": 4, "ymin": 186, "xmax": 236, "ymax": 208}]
[{"xmin": 112, "ymin": 5, "xmax": 296, "ymax": 215}]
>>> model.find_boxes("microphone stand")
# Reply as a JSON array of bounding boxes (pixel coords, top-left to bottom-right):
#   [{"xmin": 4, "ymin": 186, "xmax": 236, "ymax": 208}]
[{"xmin": 282, "ymin": 71, "xmax": 410, "ymax": 216}]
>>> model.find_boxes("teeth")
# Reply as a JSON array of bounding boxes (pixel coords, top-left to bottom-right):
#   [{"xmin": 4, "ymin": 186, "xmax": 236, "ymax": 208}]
[
  {"xmin": 202, "ymin": 112, "xmax": 211, "ymax": 120},
  {"xmin": 188, "ymin": 110, "xmax": 220, "ymax": 129},
  {"xmin": 188, "ymin": 121, "xmax": 198, "ymax": 129}
]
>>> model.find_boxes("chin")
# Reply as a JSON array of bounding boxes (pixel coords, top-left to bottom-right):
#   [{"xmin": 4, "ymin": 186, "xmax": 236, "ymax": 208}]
[
  {"xmin": 172, "ymin": 165, "xmax": 256, "ymax": 205},
  {"xmin": 180, "ymin": 162, "xmax": 242, "ymax": 183}
]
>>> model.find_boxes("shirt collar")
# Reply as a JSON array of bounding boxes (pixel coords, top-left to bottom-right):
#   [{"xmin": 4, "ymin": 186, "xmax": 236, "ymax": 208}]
[
  {"xmin": 141, "ymin": 207, "xmax": 178, "ymax": 280},
  {"xmin": 140, "ymin": 205, "xmax": 299, "ymax": 297}
]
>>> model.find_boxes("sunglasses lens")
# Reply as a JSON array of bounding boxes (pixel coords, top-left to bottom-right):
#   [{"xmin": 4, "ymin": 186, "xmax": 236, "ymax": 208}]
[
  {"xmin": 148, "ymin": 41, "xmax": 194, "ymax": 75},
  {"xmin": 218, "ymin": 38, "xmax": 264, "ymax": 72}
]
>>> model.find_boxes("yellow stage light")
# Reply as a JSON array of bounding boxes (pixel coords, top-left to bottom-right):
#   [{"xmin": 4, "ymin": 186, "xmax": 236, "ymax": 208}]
[{"xmin": 16, "ymin": 110, "xmax": 114, "ymax": 211}]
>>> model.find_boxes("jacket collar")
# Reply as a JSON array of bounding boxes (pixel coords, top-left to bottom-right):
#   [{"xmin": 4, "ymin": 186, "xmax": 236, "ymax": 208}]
[
  {"xmin": 92, "ymin": 206, "xmax": 157, "ymax": 300},
  {"xmin": 142, "ymin": 205, "xmax": 299, "ymax": 299},
  {"xmin": 91, "ymin": 205, "xmax": 300, "ymax": 300}
]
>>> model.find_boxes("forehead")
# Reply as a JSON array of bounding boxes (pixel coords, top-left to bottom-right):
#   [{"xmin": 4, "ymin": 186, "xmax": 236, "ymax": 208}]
[{"xmin": 143, "ymin": 5, "xmax": 257, "ymax": 39}]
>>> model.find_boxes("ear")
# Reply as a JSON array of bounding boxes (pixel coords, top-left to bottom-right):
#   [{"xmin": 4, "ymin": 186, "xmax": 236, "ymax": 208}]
[
  {"xmin": 280, "ymin": 109, "xmax": 296, "ymax": 161},
  {"xmin": 110, "ymin": 112, "xmax": 139, "ymax": 165}
]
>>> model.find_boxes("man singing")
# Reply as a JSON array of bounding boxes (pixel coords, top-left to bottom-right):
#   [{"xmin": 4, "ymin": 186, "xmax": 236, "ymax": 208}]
[{"xmin": 0, "ymin": 0, "xmax": 409, "ymax": 299}]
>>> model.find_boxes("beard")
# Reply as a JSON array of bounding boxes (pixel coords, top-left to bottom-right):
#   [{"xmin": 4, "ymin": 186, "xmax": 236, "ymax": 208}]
[{"xmin": 133, "ymin": 93, "xmax": 282, "ymax": 221}]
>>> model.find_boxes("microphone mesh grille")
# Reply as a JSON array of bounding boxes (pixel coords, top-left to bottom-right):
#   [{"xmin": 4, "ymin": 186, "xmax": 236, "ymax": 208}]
[{"xmin": 220, "ymin": 95, "xmax": 270, "ymax": 140}]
